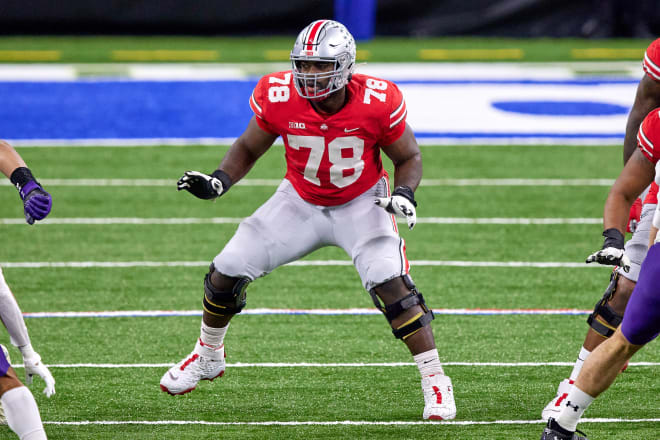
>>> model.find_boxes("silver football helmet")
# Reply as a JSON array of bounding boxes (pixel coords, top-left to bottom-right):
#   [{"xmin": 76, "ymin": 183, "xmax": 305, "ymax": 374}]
[{"xmin": 290, "ymin": 20, "xmax": 356, "ymax": 100}]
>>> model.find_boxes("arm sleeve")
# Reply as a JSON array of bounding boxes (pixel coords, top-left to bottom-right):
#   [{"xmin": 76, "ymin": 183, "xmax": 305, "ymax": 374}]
[
  {"xmin": 637, "ymin": 108, "xmax": 660, "ymax": 164},
  {"xmin": 379, "ymin": 82, "xmax": 408, "ymax": 146},
  {"xmin": 643, "ymin": 38, "xmax": 660, "ymax": 82},
  {"xmin": 249, "ymin": 77, "xmax": 278, "ymax": 135},
  {"xmin": 0, "ymin": 268, "xmax": 31, "ymax": 348}
]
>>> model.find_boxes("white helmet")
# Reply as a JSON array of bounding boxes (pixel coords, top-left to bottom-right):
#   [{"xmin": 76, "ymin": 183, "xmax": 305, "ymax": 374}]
[{"xmin": 290, "ymin": 20, "xmax": 356, "ymax": 100}]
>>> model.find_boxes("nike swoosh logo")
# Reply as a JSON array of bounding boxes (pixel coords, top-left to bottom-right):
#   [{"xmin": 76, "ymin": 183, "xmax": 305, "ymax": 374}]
[
  {"xmin": 169, "ymin": 371, "xmax": 179, "ymax": 381},
  {"xmin": 344, "ymin": 128, "xmax": 359, "ymax": 133}
]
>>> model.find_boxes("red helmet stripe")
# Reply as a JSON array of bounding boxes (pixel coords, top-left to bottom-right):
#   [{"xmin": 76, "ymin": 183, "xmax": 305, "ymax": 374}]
[{"xmin": 305, "ymin": 20, "xmax": 328, "ymax": 51}]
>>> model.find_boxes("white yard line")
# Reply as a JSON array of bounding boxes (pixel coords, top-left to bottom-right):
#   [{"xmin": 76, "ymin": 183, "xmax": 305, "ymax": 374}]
[
  {"xmin": 21, "ymin": 308, "xmax": 593, "ymax": 318},
  {"xmin": 0, "ymin": 178, "xmax": 614, "ymax": 186},
  {"xmin": 0, "ymin": 217, "xmax": 602, "ymax": 225},
  {"xmin": 41, "ymin": 418, "xmax": 660, "ymax": 426},
  {"xmin": 14, "ymin": 362, "xmax": 659, "ymax": 368},
  {"xmin": 1, "ymin": 260, "xmax": 600, "ymax": 268}
]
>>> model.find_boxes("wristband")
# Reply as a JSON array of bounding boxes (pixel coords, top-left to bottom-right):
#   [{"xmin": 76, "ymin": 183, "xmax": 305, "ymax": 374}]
[
  {"xmin": 18, "ymin": 343, "xmax": 36, "ymax": 360},
  {"xmin": 211, "ymin": 169, "xmax": 233, "ymax": 193},
  {"xmin": 602, "ymin": 228, "xmax": 625, "ymax": 250},
  {"xmin": 392, "ymin": 185, "xmax": 417, "ymax": 207},
  {"xmin": 10, "ymin": 167, "xmax": 41, "ymax": 200},
  {"xmin": 9, "ymin": 166, "xmax": 36, "ymax": 189}
]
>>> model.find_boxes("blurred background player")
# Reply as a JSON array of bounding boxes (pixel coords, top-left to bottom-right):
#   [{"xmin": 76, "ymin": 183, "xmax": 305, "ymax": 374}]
[
  {"xmin": 160, "ymin": 19, "xmax": 456, "ymax": 420},
  {"xmin": 541, "ymin": 107, "xmax": 660, "ymax": 440},
  {"xmin": 0, "ymin": 139, "xmax": 55, "ymax": 439},
  {"xmin": 541, "ymin": 37, "xmax": 660, "ymax": 421}
]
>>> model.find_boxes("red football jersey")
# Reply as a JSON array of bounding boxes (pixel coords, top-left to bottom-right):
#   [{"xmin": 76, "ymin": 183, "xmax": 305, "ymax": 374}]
[
  {"xmin": 643, "ymin": 38, "xmax": 660, "ymax": 82},
  {"xmin": 637, "ymin": 107, "xmax": 660, "ymax": 164},
  {"xmin": 249, "ymin": 71, "xmax": 407, "ymax": 206},
  {"xmin": 644, "ymin": 182, "xmax": 659, "ymax": 205}
]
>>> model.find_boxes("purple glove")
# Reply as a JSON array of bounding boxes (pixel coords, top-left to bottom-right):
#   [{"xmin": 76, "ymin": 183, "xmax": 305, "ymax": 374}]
[
  {"xmin": 20, "ymin": 181, "xmax": 52, "ymax": 225},
  {"xmin": 10, "ymin": 167, "xmax": 52, "ymax": 225}
]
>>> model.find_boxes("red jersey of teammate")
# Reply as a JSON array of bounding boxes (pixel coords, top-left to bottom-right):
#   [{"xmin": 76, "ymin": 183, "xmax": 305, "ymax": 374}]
[
  {"xmin": 638, "ymin": 108, "xmax": 660, "ymax": 204},
  {"xmin": 644, "ymin": 39, "xmax": 660, "ymax": 82},
  {"xmin": 637, "ymin": 107, "xmax": 660, "ymax": 164},
  {"xmin": 249, "ymin": 71, "xmax": 407, "ymax": 206},
  {"xmin": 645, "ymin": 182, "xmax": 659, "ymax": 205}
]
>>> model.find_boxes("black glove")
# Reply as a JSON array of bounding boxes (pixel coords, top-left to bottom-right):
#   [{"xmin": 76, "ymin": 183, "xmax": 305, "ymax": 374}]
[
  {"xmin": 177, "ymin": 170, "xmax": 232, "ymax": 200},
  {"xmin": 374, "ymin": 186, "xmax": 417, "ymax": 230},
  {"xmin": 585, "ymin": 228, "xmax": 631, "ymax": 272}
]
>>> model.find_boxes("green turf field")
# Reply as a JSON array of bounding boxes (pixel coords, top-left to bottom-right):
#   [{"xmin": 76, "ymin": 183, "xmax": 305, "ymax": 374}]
[
  {"xmin": 0, "ymin": 144, "xmax": 658, "ymax": 439},
  {"xmin": 0, "ymin": 35, "xmax": 654, "ymax": 63}
]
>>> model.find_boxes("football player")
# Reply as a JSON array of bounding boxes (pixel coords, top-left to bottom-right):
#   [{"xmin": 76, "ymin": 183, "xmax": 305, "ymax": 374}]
[
  {"xmin": 0, "ymin": 140, "xmax": 55, "ymax": 439},
  {"xmin": 541, "ymin": 38, "xmax": 660, "ymax": 421},
  {"xmin": 160, "ymin": 20, "xmax": 456, "ymax": 420},
  {"xmin": 541, "ymin": 107, "xmax": 660, "ymax": 440}
]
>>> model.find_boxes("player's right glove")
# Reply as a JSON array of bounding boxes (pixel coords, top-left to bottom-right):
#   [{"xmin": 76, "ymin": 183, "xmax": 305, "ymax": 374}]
[
  {"xmin": 627, "ymin": 197, "xmax": 642, "ymax": 233},
  {"xmin": 10, "ymin": 167, "xmax": 52, "ymax": 225},
  {"xmin": 19, "ymin": 344, "xmax": 55, "ymax": 397},
  {"xmin": 375, "ymin": 185, "xmax": 418, "ymax": 230},
  {"xmin": 177, "ymin": 170, "xmax": 232, "ymax": 200},
  {"xmin": 585, "ymin": 228, "xmax": 631, "ymax": 272}
]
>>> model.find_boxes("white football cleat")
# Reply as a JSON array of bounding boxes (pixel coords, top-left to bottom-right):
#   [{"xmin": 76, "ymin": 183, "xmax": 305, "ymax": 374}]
[
  {"xmin": 160, "ymin": 339, "xmax": 225, "ymax": 395},
  {"xmin": 421, "ymin": 374, "xmax": 456, "ymax": 420},
  {"xmin": 542, "ymin": 378, "xmax": 573, "ymax": 421}
]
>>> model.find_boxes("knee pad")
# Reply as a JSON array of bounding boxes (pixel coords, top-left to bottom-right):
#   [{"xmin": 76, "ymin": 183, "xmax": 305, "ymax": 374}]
[
  {"xmin": 369, "ymin": 275, "xmax": 435, "ymax": 340},
  {"xmin": 587, "ymin": 271, "xmax": 624, "ymax": 338},
  {"xmin": 202, "ymin": 264, "xmax": 249, "ymax": 316}
]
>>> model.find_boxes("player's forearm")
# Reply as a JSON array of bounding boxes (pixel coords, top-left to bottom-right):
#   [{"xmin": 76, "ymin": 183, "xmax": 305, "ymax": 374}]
[
  {"xmin": 0, "ymin": 271, "xmax": 31, "ymax": 348},
  {"xmin": 602, "ymin": 190, "xmax": 635, "ymax": 235},
  {"xmin": 392, "ymin": 152, "xmax": 422, "ymax": 192},
  {"xmin": 0, "ymin": 140, "xmax": 27, "ymax": 179},
  {"xmin": 217, "ymin": 140, "xmax": 261, "ymax": 184}
]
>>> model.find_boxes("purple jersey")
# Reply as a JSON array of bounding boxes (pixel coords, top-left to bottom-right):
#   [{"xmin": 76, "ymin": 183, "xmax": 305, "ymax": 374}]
[
  {"xmin": 0, "ymin": 346, "xmax": 10, "ymax": 376},
  {"xmin": 621, "ymin": 242, "xmax": 660, "ymax": 345}
]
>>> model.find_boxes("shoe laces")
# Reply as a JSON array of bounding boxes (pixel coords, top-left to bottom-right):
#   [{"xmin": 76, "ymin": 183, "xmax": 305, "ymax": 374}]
[{"xmin": 180, "ymin": 354, "xmax": 199, "ymax": 371}]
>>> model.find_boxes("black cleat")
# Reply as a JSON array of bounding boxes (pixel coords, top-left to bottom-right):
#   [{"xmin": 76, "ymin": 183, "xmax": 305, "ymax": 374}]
[{"xmin": 541, "ymin": 418, "xmax": 589, "ymax": 440}]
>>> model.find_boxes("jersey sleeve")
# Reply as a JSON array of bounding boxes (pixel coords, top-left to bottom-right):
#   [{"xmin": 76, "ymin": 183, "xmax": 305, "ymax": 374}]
[
  {"xmin": 643, "ymin": 38, "xmax": 660, "ymax": 82},
  {"xmin": 637, "ymin": 108, "xmax": 660, "ymax": 164},
  {"xmin": 379, "ymin": 82, "xmax": 408, "ymax": 146},
  {"xmin": 249, "ymin": 76, "xmax": 278, "ymax": 135}
]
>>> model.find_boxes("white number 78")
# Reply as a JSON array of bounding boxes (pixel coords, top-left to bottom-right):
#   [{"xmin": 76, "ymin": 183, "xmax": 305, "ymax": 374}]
[{"xmin": 287, "ymin": 135, "xmax": 365, "ymax": 188}]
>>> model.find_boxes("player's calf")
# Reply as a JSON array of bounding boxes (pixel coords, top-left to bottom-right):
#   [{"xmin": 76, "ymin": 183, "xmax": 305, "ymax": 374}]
[
  {"xmin": 370, "ymin": 275, "xmax": 456, "ymax": 420},
  {"xmin": 369, "ymin": 275, "xmax": 434, "ymax": 341},
  {"xmin": 202, "ymin": 264, "xmax": 249, "ymax": 320},
  {"xmin": 586, "ymin": 272, "xmax": 629, "ymax": 339},
  {"xmin": 543, "ymin": 272, "xmax": 634, "ymax": 421},
  {"xmin": 161, "ymin": 265, "xmax": 246, "ymax": 395}
]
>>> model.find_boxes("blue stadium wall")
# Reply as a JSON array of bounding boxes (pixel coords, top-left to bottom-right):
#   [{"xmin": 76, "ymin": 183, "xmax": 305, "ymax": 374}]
[{"xmin": 0, "ymin": 0, "xmax": 657, "ymax": 37}]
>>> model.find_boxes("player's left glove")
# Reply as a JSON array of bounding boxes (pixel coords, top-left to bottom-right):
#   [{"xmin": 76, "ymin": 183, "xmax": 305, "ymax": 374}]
[
  {"xmin": 585, "ymin": 228, "xmax": 631, "ymax": 272},
  {"xmin": 19, "ymin": 344, "xmax": 55, "ymax": 397},
  {"xmin": 10, "ymin": 167, "xmax": 52, "ymax": 225},
  {"xmin": 177, "ymin": 170, "xmax": 232, "ymax": 200},
  {"xmin": 375, "ymin": 185, "xmax": 417, "ymax": 230}
]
